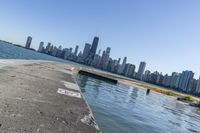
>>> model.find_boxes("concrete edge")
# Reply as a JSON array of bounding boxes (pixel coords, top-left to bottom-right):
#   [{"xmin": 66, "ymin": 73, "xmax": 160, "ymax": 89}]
[{"xmin": 71, "ymin": 67, "xmax": 102, "ymax": 132}]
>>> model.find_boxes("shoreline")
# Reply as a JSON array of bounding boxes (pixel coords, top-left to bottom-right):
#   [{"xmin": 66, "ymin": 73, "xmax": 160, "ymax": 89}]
[
  {"xmin": 118, "ymin": 79, "xmax": 200, "ymax": 107},
  {"xmin": 78, "ymin": 66, "xmax": 200, "ymax": 107}
]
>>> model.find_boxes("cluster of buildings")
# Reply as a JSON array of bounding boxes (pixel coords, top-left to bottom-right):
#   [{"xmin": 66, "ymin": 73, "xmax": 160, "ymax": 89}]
[
  {"xmin": 25, "ymin": 36, "xmax": 200, "ymax": 96},
  {"xmin": 143, "ymin": 70, "xmax": 200, "ymax": 95}
]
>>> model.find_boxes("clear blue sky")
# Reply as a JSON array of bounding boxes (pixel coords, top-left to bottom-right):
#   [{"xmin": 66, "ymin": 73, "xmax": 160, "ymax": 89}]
[{"xmin": 0, "ymin": 0, "xmax": 200, "ymax": 78}]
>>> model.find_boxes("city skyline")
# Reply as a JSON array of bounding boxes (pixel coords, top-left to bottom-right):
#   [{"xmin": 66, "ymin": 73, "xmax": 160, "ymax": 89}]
[
  {"xmin": 0, "ymin": 0, "xmax": 200, "ymax": 78},
  {"xmin": 32, "ymin": 36, "xmax": 200, "ymax": 96},
  {"xmin": 35, "ymin": 36, "xmax": 199, "ymax": 80},
  {"xmin": 4, "ymin": 35, "xmax": 200, "ymax": 80}
]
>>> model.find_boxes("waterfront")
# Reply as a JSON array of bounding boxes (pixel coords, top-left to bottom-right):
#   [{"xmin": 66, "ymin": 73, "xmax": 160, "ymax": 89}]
[
  {"xmin": 1, "ymin": 42, "xmax": 200, "ymax": 133},
  {"xmin": 77, "ymin": 74, "xmax": 200, "ymax": 133},
  {"xmin": 0, "ymin": 41, "xmax": 76, "ymax": 65}
]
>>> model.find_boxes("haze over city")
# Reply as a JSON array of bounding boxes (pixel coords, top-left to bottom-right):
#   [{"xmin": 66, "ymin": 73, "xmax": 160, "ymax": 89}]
[{"xmin": 0, "ymin": 0, "xmax": 200, "ymax": 77}]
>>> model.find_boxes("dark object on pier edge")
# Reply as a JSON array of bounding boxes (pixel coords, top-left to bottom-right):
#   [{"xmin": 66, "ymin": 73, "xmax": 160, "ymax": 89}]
[
  {"xmin": 146, "ymin": 89, "xmax": 150, "ymax": 95},
  {"xmin": 78, "ymin": 70, "xmax": 118, "ymax": 84}
]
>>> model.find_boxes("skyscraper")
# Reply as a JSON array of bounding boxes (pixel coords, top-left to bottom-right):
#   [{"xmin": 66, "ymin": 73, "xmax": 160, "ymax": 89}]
[
  {"xmin": 177, "ymin": 70, "xmax": 194, "ymax": 92},
  {"xmin": 117, "ymin": 57, "xmax": 127, "ymax": 74},
  {"xmin": 38, "ymin": 41, "xmax": 44, "ymax": 52},
  {"xmin": 45, "ymin": 42, "xmax": 51, "ymax": 54},
  {"xmin": 90, "ymin": 37, "xmax": 99, "ymax": 56},
  {"xmin": 86, "ymin": 37, "xmax": 99, "ymax": 65},
  {"xmin": 25, "ymin": 36, "xmax": 32, "ymax": 49},
  {"xmin": 124, "ymin": 63, "xmax": 135, "ymax": 77},
  {"xmin": 74, "ymin": 45, "xmax": 79, "ymax": 56},
  {"xmin": 136, "ymin": 61, "xmax": 146, "ymax": 80},
  {"xmin": 82, "ymin": 43, "xmax": 91, "ymax": 60},
  {"xmin": 195, "ymin": 76, "xmax": 200, "ymax": 94},
  {"xmin": 100, "ymin": 47, "xmax": 111, "ymax": 70}
]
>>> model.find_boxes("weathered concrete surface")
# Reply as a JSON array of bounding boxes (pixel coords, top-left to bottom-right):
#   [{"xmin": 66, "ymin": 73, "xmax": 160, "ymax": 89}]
[{"xmin": 0, "ymin": 60, "xmax": 100, "ymax": 133}]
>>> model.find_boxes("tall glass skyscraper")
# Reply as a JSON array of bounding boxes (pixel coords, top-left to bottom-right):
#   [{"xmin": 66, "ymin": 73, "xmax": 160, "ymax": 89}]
[{"xmin": 86, "ymin": 36, "xmax": 99, "ymax": 65}]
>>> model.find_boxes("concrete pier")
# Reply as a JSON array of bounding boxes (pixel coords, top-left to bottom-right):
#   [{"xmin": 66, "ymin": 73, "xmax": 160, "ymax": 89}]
[{"xmin": 0, "ymin": 60, "xmax": 100, "ymax": 133}]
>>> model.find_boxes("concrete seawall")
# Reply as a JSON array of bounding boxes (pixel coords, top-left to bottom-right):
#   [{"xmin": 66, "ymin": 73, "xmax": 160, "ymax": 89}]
[
  {"xmin": 0, "ymin": 60, "xmax": 100, "ymax": 133},
  {"xmin": 78, "ymin": 70, "xmax": 118, "ymax": 84}
]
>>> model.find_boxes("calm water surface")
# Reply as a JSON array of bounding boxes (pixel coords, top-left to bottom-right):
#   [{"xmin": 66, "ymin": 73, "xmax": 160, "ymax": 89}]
[
  {"xmin": 77, "ymin": 75, "xmax": 200, "ymax": 133},
  {"xmin": 1, "ymin": 42, "xmax": 200, "ymax": 133}
]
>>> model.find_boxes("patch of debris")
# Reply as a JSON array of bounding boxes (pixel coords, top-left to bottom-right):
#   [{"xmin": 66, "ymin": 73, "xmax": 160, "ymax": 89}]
[{"xmin": 81, "ymin": 113, "xmax": 100, "ymax": 131}]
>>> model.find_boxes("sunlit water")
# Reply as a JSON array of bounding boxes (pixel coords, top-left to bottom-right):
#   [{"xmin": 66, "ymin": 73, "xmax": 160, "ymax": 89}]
[
  {"xmin": 1, "ymin": 41, "xmax": 200, "ymax": 133},
  {"xmin": 77, "ymin": 74, "xmax": 200, "ymax": 133}
]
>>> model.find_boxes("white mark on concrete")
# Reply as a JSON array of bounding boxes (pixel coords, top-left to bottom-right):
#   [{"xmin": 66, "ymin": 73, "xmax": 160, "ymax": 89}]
[
  {"xmin": 57, "ymin": 88, "xmax": 81, "ymax": 98},
  {"xmin": 62, "ymin": 81, "xmax": 80, "ymax": 91},
  {"xmin": 0, "ymin": 60, "xmax": 14, "ymax": 64},
  {"xmin": 71, "ymin": 67, "xmax": 75, "ymax": 71},
  {"xmin": 60, "ymin": 69, "xmax": 73, "ymax": 75}
]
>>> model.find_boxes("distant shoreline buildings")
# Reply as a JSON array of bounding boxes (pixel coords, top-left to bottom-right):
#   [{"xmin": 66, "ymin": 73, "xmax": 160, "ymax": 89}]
[{"xmin": 24, "ymin": 36, "xmax": 200, "ymax": 96}]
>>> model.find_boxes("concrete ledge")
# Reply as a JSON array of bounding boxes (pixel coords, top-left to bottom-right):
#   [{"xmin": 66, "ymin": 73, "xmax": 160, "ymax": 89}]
[
  {"xmin": 78, "ymin": 70, "xmax": 118, "ymax": 84},
  {"xmin": 0, "ymin": 60, "xmax": 100, "ymax": 133}
]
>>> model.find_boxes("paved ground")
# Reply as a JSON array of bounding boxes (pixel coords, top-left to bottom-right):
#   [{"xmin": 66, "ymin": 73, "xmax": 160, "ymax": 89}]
[{"xmin": 0, "ymin": 60, "xmax": 100, "ymax": 133}]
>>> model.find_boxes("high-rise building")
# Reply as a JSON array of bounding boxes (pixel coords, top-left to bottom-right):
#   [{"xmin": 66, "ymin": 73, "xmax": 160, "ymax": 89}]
[
  {"xmin": 45, "ymin": 42, "xmax": 51, "ymax": 54},
  {"xmin": 169, "ymin": 72, "xmax": 179, "ymax": 88},
  {"xmin": 25, "ymin": 36, "xmax": 32, "ymax": 49},
  {"xmin": 90, "ymin": 36, "xmax": 99, "ymax": 56},
  {"xmin": 82, "ymin": 43, "xmax": 91, "ymax": 60},
  {"xmin": 100, "ymin": 47, "xmax": 111, "ymax": 70},
  {"xmin": 52, "ymin": 46, "xmax": 58, "ymax": 56},
  {"xmin": 136, "ymin": 61, "xmax": 146, "ymax": 80},
  {"xmin": 38, "ymin": 42, "xmax": 44, "ymax": 52},
  {"xmin": 91, "ymin": 54, "xmax": 101, "ymax": 68},
  {"xmin": 177, "ymin": 71, "xmax": 194, "ymax": 92},
  {"xmin": 143, "ymin": 70, "xmax": 151, "ymax": 82},
  {"xmin": 162, "ymin": 74, "xmax": 171, "ymax": 87},
  {"xmin": 98, "ymin": 49, "xmax": 101, "ymax": 55},
  {"xmin": 64, "ymin": 48, "xmax": 73, "ymax": 59},
  {"xmin": 86, "ymin": 37, "xmax": 99, "ymax": 65},
  {"xmin": 156, "ymin": 73, "xmax": 164, "ymax": 85},
  {"xmin": 124, "ymin": 63, "xmax": 135, "ymax": 77},
  {"xmin": 74, "ymin": 45, "xmax": 79, "ymax": 56},
  {"xmin": 195, "ymin": 76, "xmax": 200, "ymax": 94},
  {"xmin": 150, "ymin": 71, "xmax": 160, "ymax": 84},
  {"xmin": 110, "ymin": 59, "xmax": 118, "ymax": 72},
  {"xmin": 117, "ymin": 57, "xmax": 127, "ymax": 74}
]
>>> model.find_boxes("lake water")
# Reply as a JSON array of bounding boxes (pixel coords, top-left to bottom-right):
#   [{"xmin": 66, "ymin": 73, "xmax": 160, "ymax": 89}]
[
  {"xmin": 1, "ymin": 42, "xmax": 200, "ymax": 133},
  {"xmin": 77, "ymin": 75, "xmax": 200, "ymax": 133}
]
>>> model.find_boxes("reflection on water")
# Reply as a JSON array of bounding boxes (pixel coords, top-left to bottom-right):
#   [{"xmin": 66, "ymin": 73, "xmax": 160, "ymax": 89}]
[{"xmin": 77, "ymin": 75, "xmax": 200, "ymax": 133}]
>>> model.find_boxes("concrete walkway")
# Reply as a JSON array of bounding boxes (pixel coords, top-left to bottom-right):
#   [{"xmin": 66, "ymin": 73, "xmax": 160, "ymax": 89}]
[{"xmin": 0, "ymin": 60, "xmax": 100, "ymax": 133}]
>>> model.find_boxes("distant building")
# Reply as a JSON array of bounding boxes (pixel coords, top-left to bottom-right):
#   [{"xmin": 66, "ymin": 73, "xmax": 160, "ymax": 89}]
[
  {"xmin": 117, "ymin": 57, "xmax": 127, "ymax": 74},
  {"xmin": 25, "ymin": 36, "xmax": 32, "ymax": 49},
  {"xmin": 195, "ymin": 76, "xmax": 200, "ymax": 94},
  {"xmin": 177, "ymin": 71, "xmax": 194, "ymax": 92},
  {"xmin": 124, "ymin": 63, "xmax": 135, "ymax": 77},
  {"xmin": 169, "ymin": 72, "xmax": 179, "ymax": 88},
  {"xmin": 110, "ymin": 59, "xmax": 118, "ymax": 73},
  {"xmin": 45, "ymin": 42, "xmax": 51, "ymax": 54},
  {"xmin": 52, "ymin": 46, "xmax": 58, "ymax": 56},
  {"xmin": 82, "ymin": 43, "xmax": 91, "ymax": 60},
  {"xmin": 100, "ymin": 47, "xmax": 111, "ymax": 70},
  {"xmin": 74, "ymin": 45, "xmax": 79, "ymax": 56},
  {"xmin": 143, "ymin": 70, "xmax": 151, "ymax": 82},
  {"xmin": 156, "ymin": 73, "xmax": 164, "ymax": 85},
  {"xmin": 38, "ymin": 41, "xmax": 44, "ymax": 52},
  {"xmin": 136, "ymin": 62, "xmax": 146, "ymax": 80}
]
